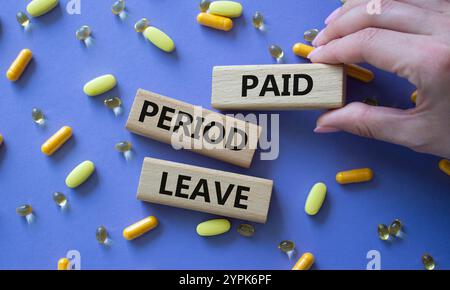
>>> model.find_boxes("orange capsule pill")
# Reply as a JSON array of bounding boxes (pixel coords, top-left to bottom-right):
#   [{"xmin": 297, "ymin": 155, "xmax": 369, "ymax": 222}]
[
  {"xmin": 123, "ymin": 216, "xmax": 158, "ymax": 240},
  {"xmin": 57, "ymin": 257, "xmax": 70, "ymax": 270},
  {"xmin": 411, "ymin": 90, "xmax": 418, "ymax": 104},
  {"xmin": 41, "ymin": 126, "xmax": 73, "ymax": 156},
  {"xmin": 197, "ymin": 12, "xmax": 233, "ymax": 31},
  {"xmin": 292, "ymin": 252, "xmax": 315, "ymax": 270},
  {"xmin": 336, "ymin": 168, "xmax": 373, "ymax": 184},
  {"xmin": 6, "ymin": 49, "xmax": 33, "ymax": 82},
  {"xmin": 0, "ymin": 133, "xmax": 3, "ymax": 146},
  {"xmin": 439, "ymin": 159, "xmax": 450, "ymax": 176}
]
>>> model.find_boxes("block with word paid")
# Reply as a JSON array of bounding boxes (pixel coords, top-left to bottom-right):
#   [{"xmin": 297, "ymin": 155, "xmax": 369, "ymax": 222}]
[
  {"xmin": 137, "ymin": 157, "xmax": 273, "ymax": 223},
  {"xmin": 211, "ymin": 64, "xmax": 345, "ymax": 110},
  {"xmin": 126, "ymin": 89, "xmax": 262, "ymax": 168}
]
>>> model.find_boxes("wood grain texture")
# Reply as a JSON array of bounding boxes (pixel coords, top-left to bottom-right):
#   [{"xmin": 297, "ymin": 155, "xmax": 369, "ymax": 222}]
[
  {"xmin": 126, "ymin": 89, "xmax": 261, "ymax": 168},
  {"xmin": 211, "ymin": 64, "xmax": 346, "ymax": 110},
  {"xmin": 137, "ymin": 157, "xmax": 273, "ymax": 223}
]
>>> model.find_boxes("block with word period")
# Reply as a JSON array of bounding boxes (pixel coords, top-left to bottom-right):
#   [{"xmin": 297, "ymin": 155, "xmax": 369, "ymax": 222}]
[
  {"xmin": 126, "ymin": 89, "xmax": 261, "ymax": 168},
  {"xmin": 211, "ymin": 64, "xmax": 345, "ymax": 110},
  {"xmin": 137, "ymin": 157, "xmax": 273, "ymax": 223}
]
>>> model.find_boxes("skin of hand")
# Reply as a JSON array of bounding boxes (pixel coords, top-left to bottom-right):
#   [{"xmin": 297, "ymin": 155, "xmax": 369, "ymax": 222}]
[{"xmin": 309, "ymin": 0, "xmax": 450, "ymax": 159}]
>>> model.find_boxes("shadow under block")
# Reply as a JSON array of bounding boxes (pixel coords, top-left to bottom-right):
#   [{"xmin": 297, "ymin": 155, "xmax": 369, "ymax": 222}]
[
  {"xmin": 137, "ymin": 157, "xmax": 274, "ymax": 223},
  {"xmin": 126, "ymin": 89, "xmax": 261, "ymax": 168},
  {"xmin": 211, "ymin": 64, "xmax": 346, "ymax": 110}
]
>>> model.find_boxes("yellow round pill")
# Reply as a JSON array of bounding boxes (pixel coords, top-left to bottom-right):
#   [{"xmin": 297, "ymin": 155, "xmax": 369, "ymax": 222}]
[
  {"xmin": 196, "ymin": 219, "xmax": 231, "ymax": 237},
  {"xmin": 65, "ymin": 160, "xmax": 95, "ymax": 188},
  {"xmin": 304, "ymin": 182, "xmax": 327, "ymax": 216}
]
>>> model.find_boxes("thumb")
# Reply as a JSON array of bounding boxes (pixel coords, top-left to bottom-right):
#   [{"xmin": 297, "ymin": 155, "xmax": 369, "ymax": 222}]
[{"xmin": 314, "ymin": 102, "xmax": 417, "ymax": 148}]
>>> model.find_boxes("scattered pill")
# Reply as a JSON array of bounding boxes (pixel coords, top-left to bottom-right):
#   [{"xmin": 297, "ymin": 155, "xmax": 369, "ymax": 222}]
[
  {"xmin": 363, "ymin": 97, "xmax": 379, "ymax": 106},
  {"xmin": 111, "ymin": 0, "xmax": 126, "ymax": 17},
  {"xmin": 52, "ymin": 192, "xmax": 68, "ymax": 208},
  {"xmin": 123, "ymin": 216, "xmax": 158, "ymax": 240},
  {"xmin": 65, "ymin": 160, "xmax": 95, "ymax": 189},
  {"xmin": 278, "ymin": 240, "xmax": 295, "ymax": 253},
  {"xmin": 76, "ymin": 25, "xmax": 91, "ymax": 41},
  {"xmin": 411, "ymin": 90, "xmax": 417, "ymax": 104},
  {"xmin": 199, "ymin": 0, "xmax": 211, "ymax": 12},
  {"xmin": 6, "ymin": 49, "xmax": 33, "ymax": 82},
  {"xmin": 104, "ymin": 96, "xmax": 122, "ymax": 116},
  {"xmin": 196, "ymin": 219, "xmax": 231, "ymax": 237},
  {"xmin": 252, "ymin": 11, "xmax": 264, "ymax": 29},
  {"xmin": 0, "ymin": 134, "xmax": 3, "ymax": 146},
  {"xmin": 208, "ymin": 1, "xmax": 243, "ymax": 18},
  {"xmin": 41, "ymin": 126, "xmax": 72, "ymax": 156},
  {"xmin": 269, "ymin": 45, "xmax": 284, "ymax": 62},
  {"xmin": 31, "ymin": 108, "xmax": 45, "ymax": 125},
  {"xmin": 16, "ymin": 12, "xmax": 30, "ymax": 28},
  {"xmin": 438, "ymin": 159, "xmax": 450, "ymax": 176},
  {"xmin": 292, "ymin": 253, "xmax": 314, "ymax": 270},
  {"xmin": 237, "ymin": 224, "xmax": 255, "ymax": 237},
  {"xmin": 304, "ymin": 29, "xmax": 319, "ymax": 42},
  {"xmin": 57, "ymin": 258, "xmax": 70, "ymax": 270},
  {"xmin": 134, "ymin": 18, "xmax": 150, "ymax": 33},
  {"xmin": 27, "ymin": 0, "xmax": 59, "ymax": 17},
  {"xmin": 16, "ymin": 204, "xmax": 33, "ymax": 217},
  {"xmin": 115, "ymin": 141, "xmax": 132, "ymax": 160},
  {"xmin": 96, "ymin": 226, "xmax": 109, "ymax": 244},
  {"xmin": 83, "ymin": 74, "xmax": 117, "ymax": 96},
  {"xmin": 143, "ymin": 26, "xmax": 175, "ymax": 53},
  {"xmin": 422, "ymin": 254, "xmax": 435, "ymax": 270},
  {"xmin": 305, "ymin": 182, "xmax": 327, "ymax": 216},
  {"xmin": 377, "ymin": 224, "xmax": 389, "ymax": 241},
  {"xmin": 197, "ymin": 12, "xmax": 233, "ymax": 31},
  {"xmin": 388, "ymin": 219, "xmax": 402, "ymax": 237},
  {"xmin": 292, "ymin": 43, "xmax": 374, "ymax": 82},
  {"xmin": 336, "ymin": 168, "xmax": 373, "ymax": 184}
]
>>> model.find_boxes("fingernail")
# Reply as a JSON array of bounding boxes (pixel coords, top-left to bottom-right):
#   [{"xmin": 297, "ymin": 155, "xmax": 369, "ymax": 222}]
[
  {"xmin": 307, "ymin": 46, "xmax": 323, "ymax": 60},
  {"xmin": 325, "ymin": 7, "xmax": 341, "ymax": 25},
  {"xmin": 312, "ymin": 29, "xmax": 325, "ymax": 47},
  {"xmin": 314, "ymin": 126, "xmax": 341, "ymax": 133}
]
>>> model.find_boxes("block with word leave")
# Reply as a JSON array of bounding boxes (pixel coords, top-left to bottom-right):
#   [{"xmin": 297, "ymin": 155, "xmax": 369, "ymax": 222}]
[
  {"xmin": 126, "ymin": 89, "xmax": 261, "ymax": 168},
  {"xmin": 137, "ymin": 157, "xmax": 273, "ymax": 223},
  {"xmin": 211, "ymin": 64, "xmax": 345, "ymax": 110}
]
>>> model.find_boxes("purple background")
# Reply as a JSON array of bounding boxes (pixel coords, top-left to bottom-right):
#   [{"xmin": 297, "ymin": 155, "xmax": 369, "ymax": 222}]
[{"xmin": 0, "ymin": 0, "xmax": 449, "ymax": 270}]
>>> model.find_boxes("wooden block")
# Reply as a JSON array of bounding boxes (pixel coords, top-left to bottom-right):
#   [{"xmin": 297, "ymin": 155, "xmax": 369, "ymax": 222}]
[
  {"xmin": 137, "ymin": 157, "xmax": 273, "ymax": 223},
  {"xmin": 126, "ymin": 89, "xmax": 261, "ymax": 168},
  {"xmin": 211, "ymin": 63, "xmax": 346, "ymax": 110}
]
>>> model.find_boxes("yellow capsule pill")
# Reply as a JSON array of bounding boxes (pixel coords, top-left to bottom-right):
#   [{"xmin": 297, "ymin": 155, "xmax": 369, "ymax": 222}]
[
  {"xmin": 83, "ymin": 74, "xmax": 117, "ymax": 97},
  {"xmin": 336, "ymin": 168, "xmax": 374, "ymax": 184},
  {"xmin": 197, "ymin": 12, "xmax": 233, "ymax": 31},
  {"xmin": 41, "ymin": 126, "xmax": 72, "ymax": 156},
  {"xmin": 305, "ymin": 182, "xmax": 327, "ymax": 216},
  {"xmin": 411, "ymin": 90, "xmax": 418, "ymax": 104},
  {"xmin": 27, "ymin": 0, "xmax": 59, "ymax": 17},
  {"xmin": 292, "ymin": 43, "xmax": 374, "ymax": 83},
  {"xmin": 292, "ymin": 252, "xmax": 315, "ymax": 270},
  {"xmin": 439, "ymin": 159, "xmax": 450, "ymax": 176},
  {"xmin": 57, "ymin": 257, "xmax": 70, "ymax": 270},
  {"xmin": 196, "ymin": 219, "xmax": 231, "ymax": 237},
  {"xmin": 65, "ymin": 160, "xmax": 95, "ymax": 188},
  {"xmin": 123, "ymin": 216, "xmax": 158, "ymax": 240},
  {"xmin": 143, "ymin": 26, "xmax": 175, "ymax": 53},
  {"xmin": 208, "ymin": 1, "xmax": 243, "ymax": 18},
  {"xmin": 6, "ymin": 49, "xmax": 33, "ymax": 82},
  {"xmin": 0, "ymin": 134, "xmax": 3, "ymax": 146}
]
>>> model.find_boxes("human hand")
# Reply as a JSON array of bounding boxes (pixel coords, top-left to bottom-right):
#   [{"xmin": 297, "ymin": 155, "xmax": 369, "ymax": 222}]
[{"xmin": 309, "ymin": 0, "xmax": 450, "ymax": 159}]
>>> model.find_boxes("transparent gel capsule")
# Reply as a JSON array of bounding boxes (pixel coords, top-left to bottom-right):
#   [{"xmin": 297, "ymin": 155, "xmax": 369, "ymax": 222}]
[
  {"xmin": 31, "ymin": 108, "xmax": 45, "ymax": 125},
  {"xmin": 134, "ymin": 18, "xmax": 150, "ymax": 33},
  {"xmin": 388, "ymin": 219, "xmax": 403, "ymax": 237},
  {"xmin": 252, "ymin": 11, "xmax": 264, "ymax": 30},
  {"xmin": 104, "ymin": 97, "xmax": 122, "ymax": 116},
  {"xmin": 278, "ymin": 240, "xmax": 296, "ymax": 260},
  {"xmin": 52, "ymin": 192, "xmax": 68, "ymax": 208},
  {"xmin": 199, "ymin": 0, "xmax": 211, "ymax": 12},
  {"xmin": 237, "ymin": 224, "xmax": 255, "ymax": 237},
  {"xmin": 96, "ymin": 226, "xmax": 110, "ymax": 245},
  {"xmin": 304, "ymin": 29, "xmax": 319, "ymax": 43},
  {"xmin": 16, "ymin": 204, "xmax": 35, "ymax": 223},
  {"xmin": 269, "ymin": 45, "xmax": 284, "ymax": 63},
  {"xmin": 422, "ymin": 254, "xmax": 435, "ymax": 270},
  {"xmin": 76, "ymin": 25, "xmax": 93, "ymax": 47},
  {"xmin": 112, "ymin": 0, "xmax": 127, "ymax": 20},
  {"xmin": 115, "ymin": 141, "xmax": 132, "ymax": 161},
  {"xmin": 363, "ymin": 97, "xmax": 379, "ymax": 106},
  {"xmin": 16, "ymin": 12, "xmax": 30, "ymax": 29},
  {"xmin": 377, "ymin": 224, "xmax": 390, "ymax": 241}
]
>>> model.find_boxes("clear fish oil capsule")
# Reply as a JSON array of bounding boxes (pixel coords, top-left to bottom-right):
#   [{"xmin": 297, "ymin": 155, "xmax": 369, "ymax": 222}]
[
  {"xmin": 252, "ymin": 11, "xmax": 264, "ymax": 30},
  {"xmin": 115, "ymin": 141, "xmax": 132, "ymax": 160},
  {"xmin": 16, "ymin": 204, "xmax": 34, "ymax": 223},
  {"xmin": 112, "ymin": 0, "xmax": 127, "ymax": 20},
  {"xmin": 96, "ymin": 226, "xmax": 110, "ymax": 245},
  {"xmin": 199, "ymin": 0, "xmax": 211, "ymax": 12},
  {"xmin": 304, "ymin": 29, "xmax": 319, "ymax": 42},
  {"xmin": 134, "ymin": 18, "xmax": 150, "ymax": 33},
  {"xmin": 237, "ymin": 224, "xmax": 255, "ymax": 237},
  {"xmin": 422, "ymin": 254, "xmax": 435, "ymax": 270},
  {"xmin": 363, "ymin": 97, "xmax": 379, "ymax": 106},
  {"xmin": 76, "ymin": 25, "xmax": 93, "ymax": 47},
  {"xmin": 279, "ymin": 240, "xmax": 296, "ymax": 260},
  {"xmin": 377, "ymin": 224, "xmax": 389, "ymax": 241},
  {"xmin": 269, "ymin": 45, "xmax": 284, "ymax": 63},
  {"xmin": 104, "ymin": 97, "xmax": 122, "ymax": 116},
  {"xmin": 32, "ymin": 108, "xmax": 45, "ymax": 125},
  {"xmin": 16, "ymin": 12, "xmax": 30, "ymax": 29},
  {"xmin": 52, "ymin": 192, "xmax": 68, "ymax": 208},
  {"xmin": 388, "ymin": 219, "xmax": 402, "ymax": 237}
]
